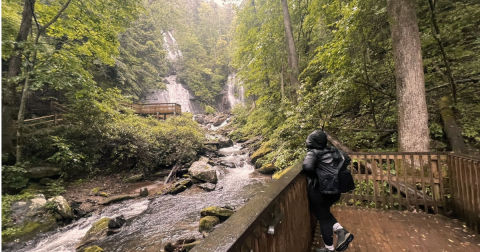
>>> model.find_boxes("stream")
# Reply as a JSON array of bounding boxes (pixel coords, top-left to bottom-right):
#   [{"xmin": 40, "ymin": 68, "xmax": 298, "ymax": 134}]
[{"xmin": 10, "ymin": 142, "xmax": 269, "ymax": 252}]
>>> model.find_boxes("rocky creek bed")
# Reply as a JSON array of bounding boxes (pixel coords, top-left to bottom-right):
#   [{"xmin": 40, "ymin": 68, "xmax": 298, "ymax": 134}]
[{"xmin": 3, "ymin": 118, "xmax": 272, "ymax": 252}]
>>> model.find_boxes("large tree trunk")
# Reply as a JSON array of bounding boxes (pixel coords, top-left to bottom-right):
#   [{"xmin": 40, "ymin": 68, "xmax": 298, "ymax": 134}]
[
  {"xmin": 439, "ymin": 96, "xmax": 468, "ymax": 154},
  {"xmin": 387, "ymin": 0, "xmax": 430, "ymax": 152},
  {"xmin": 2, "ymin": 0, "xmax": 35, "ymax": 155},
  {"xmin": 281, "ymin": 0, "xmax": 300, "ymax": 91}
]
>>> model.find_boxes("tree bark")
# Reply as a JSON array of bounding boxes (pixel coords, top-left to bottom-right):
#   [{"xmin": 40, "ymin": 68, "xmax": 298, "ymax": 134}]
[
  {"xmin": 2, "ymin": 0, "xmax": 35, "ymax": 155},
  {"xmin": 281, "ymin": 0, "xmax": 300, "ymax": 92},
  {"xmin": 439, "ymin": 96, "xmax": 468, "ymax": 154},
  {"xmin": 387, "ymin": 0, "xmax": 430, "ymax": 152}
]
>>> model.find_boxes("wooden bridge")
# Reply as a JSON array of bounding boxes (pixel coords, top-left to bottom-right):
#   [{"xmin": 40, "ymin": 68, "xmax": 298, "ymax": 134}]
[
  {"xmin": 122, "ymin": 102, "xmax": 181, "ymax": 119},
  {"xmin": 191, "ymin": 146, "xmax": 480, "ymax": 251}
]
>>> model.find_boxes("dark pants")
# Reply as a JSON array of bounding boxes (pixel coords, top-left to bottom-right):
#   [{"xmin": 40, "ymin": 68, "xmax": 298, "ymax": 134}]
[{"xmin": 308, "ymin": 186, "xmax": 341, "ymax": 246}]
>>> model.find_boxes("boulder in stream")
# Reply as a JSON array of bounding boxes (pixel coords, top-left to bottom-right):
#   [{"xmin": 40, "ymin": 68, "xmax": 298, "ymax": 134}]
[
  {"xmin": 139, "ymin": 187, "xmax": 149, "ymax": 197},
  {"xmin": 199, "ymin": 216, "xmax": 220, "ymax": 234},
  {"xmin": 250, "ymin": 142, "xmax": 272, "ymax": 164},
  {"xmin": 76, "ymin": 217, "xmax": 111, "ymax": 250},
  {"xmin": 200, "ymin": 206, "xmax": 235, "ymax": 221},
  {"xmin": 188, "ymin": 157, "xmax": 217, "ymax": 184},
  {"xmin": 101, "ymin": 194, "xmax": 138, "ymax": 205},
  {"xmin": 108, "ymin": 215, "xmax": 126, "ymax": 229},
  {"xmin": 218, "ymin": 137, "xmax": 233, "ymax": 148},
  {"xmin": 3, "ymin": 194, "xmax": 58, "ymax": 244},
  {"xmin": 257, "ymin": 163, "xmax": 277, "ymax": 175},
  {"xmin": 197, "ymin": 183, "xmax": 216, "ymax": 192},
  {"xmin": 47, "ymin": 196, "xmax": 74, "ymax": 220},
  {"xmin": 166, "ymin": 178, "xmax": 193, "ymax": 195}
]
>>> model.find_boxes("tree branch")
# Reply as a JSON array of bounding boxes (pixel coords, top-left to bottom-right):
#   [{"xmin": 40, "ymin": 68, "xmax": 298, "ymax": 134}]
[
  {"xmin": 353, "ymin": 80, "xmax": 396, "ymax": 99},
  {"xmin": 40, "ymin": 0, "xmax": 73, "ymax": 32}
]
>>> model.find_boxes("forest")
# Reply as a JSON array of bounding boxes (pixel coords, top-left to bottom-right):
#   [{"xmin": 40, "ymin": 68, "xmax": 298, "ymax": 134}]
[{"xmin": 1, "ymin": 0, "xmax": 480, "ymax": 250}]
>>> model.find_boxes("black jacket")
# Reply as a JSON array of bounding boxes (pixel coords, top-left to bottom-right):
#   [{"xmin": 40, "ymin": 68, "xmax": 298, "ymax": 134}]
[{"xmin": 302, "ymin": 131, "xmax": 351, "ymax": 194}]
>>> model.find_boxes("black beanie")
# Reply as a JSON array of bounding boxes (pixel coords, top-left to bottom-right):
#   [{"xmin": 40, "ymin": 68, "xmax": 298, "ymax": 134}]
[{"xmin": 306, "ymin": 130, "xmax": 327, "ymax": 149}]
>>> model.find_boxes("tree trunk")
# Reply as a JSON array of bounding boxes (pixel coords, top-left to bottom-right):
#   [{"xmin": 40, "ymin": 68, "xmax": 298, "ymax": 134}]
[
  {"xmin": 280, "ymin": 63, "xmax": 285, "ymax": 99},
  {"xmin": 281, "ymin": 0, "xmax": 300, "ymax": 92},
  {"xmin": 387, "ymin": 0, "xmax": 430, "ymax": 152},
  {"xmin": 2, "ymin": 0, "xmax": 35, "ymax": 155},
  {"xmin": 439, "ymin": 96, "xmax": 468, "ymax": 154}
]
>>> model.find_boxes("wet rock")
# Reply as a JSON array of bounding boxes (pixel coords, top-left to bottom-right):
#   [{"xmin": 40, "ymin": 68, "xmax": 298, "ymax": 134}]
[
  {"xmin": 199, "ymin": 216, "xmax": 220, "ymax": 234},
  {"xmin": 108, "ymin": 215, "xmax": 126, "ymax": 229},
  {"xmin": 257, "ymin": 163, "xmax": 277, "ymax": 175},
  {"xmin": 126, "ymin": 174, "xmax": 143, "ymax": 183},
  {"xmin": 139, "ymin": 187, "xmax": 149, "ymax": 197},
  {"xmin": 25, "ymin": 167, "xmax": 61, "ymax": 179},
  {"xmin": 3, "ymin": 194, "xmax": 58, "ymax": 243},
  {"xmin": 250, "ymin": 142, "xmax": 272, "ymax": 164},
  {"xmin": 82, "ymin": 246, "xmax": 104, "ymax": 252},
  {"xmin": 164, "ymin": 238, "xmax": 197, "ymax": 252},
  {"xmin": 220, "ymin": 161, "xmax": 236, "ymax": 168},
  {"xmin": 164, "ymin": 242, "xmax": 177, "ymax": 252},
  {"xmin": 39, "ymin": 178, "xmax": 54, "ymax": 185},
  {"xmin": 194, "ymin": 114, "xmax": 205, "ymax": 124},
  {"xmin": 223, "ymin": 205, "xmax": 235, "ymax": 210},
  {"xmin": 47, "ymin": 196, "xmax": 74, "ymax": 220},
  {"xmin": 198, "ymin": 183, "xmax": 216, "ymax": 192},
  {"xmin": 212, "ymin": 115, "xmax": 228, "ymax": 126},
  {"xmin": 188, "ymin": 157, "xmax": 217, "ymax": 184},
  {"xmin": 166, "ymin": 179, "xmax": 193, "ymax": 195},
  {"xmin": 101, "ymin": 194, "xmax": 138, "ymax": 205},
  {"xmin": 76, "ymin": 217, "xmax": 110, "ymax": 249},
  {"xmin": 200, "ymin": 206, "xmax": 235, "ymax": 221},
  {"xmin": 218, "ymin": 137, "xmax": 233, "ymax": 148}
]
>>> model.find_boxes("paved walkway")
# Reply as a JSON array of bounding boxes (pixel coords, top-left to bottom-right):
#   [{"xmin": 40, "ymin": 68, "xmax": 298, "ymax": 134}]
[{"xmin": 311, "ymin": 206, "xmax": 480, "ymax": 252}]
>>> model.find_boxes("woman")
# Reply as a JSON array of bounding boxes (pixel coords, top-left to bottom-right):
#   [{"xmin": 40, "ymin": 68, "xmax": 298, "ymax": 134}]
[{"xmin": 302, "ymin": 130, "xmax": 354, "ymax": 252}]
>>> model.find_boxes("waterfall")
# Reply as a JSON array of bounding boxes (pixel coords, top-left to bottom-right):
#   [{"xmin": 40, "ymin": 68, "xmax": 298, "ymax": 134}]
[
  {"xmin": 226, "ymin": 73, "xmax": 244, "ymax": 108},
  {"xmin": 142, "ymin": 30, "xmax": 197, "ymax": 113}
]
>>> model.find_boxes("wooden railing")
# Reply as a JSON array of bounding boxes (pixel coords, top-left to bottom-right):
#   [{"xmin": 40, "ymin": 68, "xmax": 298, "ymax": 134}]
[
  {"xmin": 448, "ymin": 153, "xmax": 480, "ymax": 233},
  {"xmin": 343, "ymin": 153, "xmax": 448, "ymax": 214},
  {"xmin": 14, "ymin": 114, "xmax": 64, "ymax": 128},
  {"xmin": 122, "ymin": 102, "xmax": 181, "ymax": 118},
  {"xmin": 190, "ymin": 163, "xmax": 315, "ymax": 252},
  {"xmin": 191, "ymin": 150, "xmax": 479, "ymax": 252}
]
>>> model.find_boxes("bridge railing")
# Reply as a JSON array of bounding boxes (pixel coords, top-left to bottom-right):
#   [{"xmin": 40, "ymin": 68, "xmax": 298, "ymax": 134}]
[
  {"xmin": 448, "ymin": 153, "xmax": 480, "ymax": 233},
  {"xmin": 190, "ymin": 163, "xmax": 316, "ymax": 252}
]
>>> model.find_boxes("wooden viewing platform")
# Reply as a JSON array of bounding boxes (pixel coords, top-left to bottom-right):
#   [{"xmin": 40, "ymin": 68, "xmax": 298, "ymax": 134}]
[
  {"xmin": 191, "ymin": 148, "xmax": 480, "ymax": 252},
  {"xmin": 312, "ymin": 206, "xmax": 480, "ymax": 252},
  {"xmin": 122, "ymin": 102, "xmax": 181, "ymax": 119}
]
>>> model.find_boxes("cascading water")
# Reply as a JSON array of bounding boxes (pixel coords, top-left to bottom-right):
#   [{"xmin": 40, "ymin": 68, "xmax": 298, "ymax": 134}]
[
  {"xmin": 9, "ymin": 144, "xmax": 269, "ymax": 252},
  {"xmin": 142, "ymin": 30, "xmax": 198, "ymax": 113},
  {"xmin": 226, "ymin": 73, "xmax": 244, "ymax": 108}
]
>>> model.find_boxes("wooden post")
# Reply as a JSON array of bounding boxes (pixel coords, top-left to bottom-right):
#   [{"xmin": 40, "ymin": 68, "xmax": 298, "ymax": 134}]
[{"xmin": 54, "ymin": 112, "xmax": 58, "ymax": 126}]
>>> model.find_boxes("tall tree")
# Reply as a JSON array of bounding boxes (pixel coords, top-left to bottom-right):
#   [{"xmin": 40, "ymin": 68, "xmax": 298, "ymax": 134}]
[
  {"xmin": 387, "ymin": 0, "xmax": 430, "ymax": 152},
  {"xmin": 281, "ymin": 0, "xmax": 300, "ymax": 92},
  {"xmin": 2, "ymin": 0, "xmax": 35, "ymax": 155}
]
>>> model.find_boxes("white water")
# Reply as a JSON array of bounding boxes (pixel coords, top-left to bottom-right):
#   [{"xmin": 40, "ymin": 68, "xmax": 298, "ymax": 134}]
[{"xmin": 226, "ymin": 73, "xmax": 244, "ymax": 109}]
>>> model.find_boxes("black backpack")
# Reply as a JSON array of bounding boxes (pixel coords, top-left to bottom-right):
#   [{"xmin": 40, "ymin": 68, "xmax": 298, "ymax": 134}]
[{"xmin": 333, "ymin": 150, "xmax": 356, "ymax": 193}]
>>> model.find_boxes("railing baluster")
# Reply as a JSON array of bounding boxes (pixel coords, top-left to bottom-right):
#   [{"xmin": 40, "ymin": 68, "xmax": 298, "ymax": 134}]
[{"xmin": 428, "ymin": 154, "xmax": 437, "ymax": 214}]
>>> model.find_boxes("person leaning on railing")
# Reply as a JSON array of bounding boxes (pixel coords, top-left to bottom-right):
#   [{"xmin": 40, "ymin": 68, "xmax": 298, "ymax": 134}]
[{"xmin": 302, "ymin": 130, "xmax": 355, "ymax": 252}]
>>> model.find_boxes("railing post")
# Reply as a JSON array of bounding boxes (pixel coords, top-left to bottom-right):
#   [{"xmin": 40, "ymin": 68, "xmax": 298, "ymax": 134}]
[{"xmin": 54, "ymin": 112, "xmax": 58, "ymax": 126}]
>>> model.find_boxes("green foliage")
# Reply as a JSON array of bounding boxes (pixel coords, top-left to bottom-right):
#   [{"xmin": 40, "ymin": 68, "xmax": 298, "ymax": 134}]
[
  {"xmin": 2, "ymin": 165, "xmax": 29, "ymax": 194},
  {"xmin": 204, "ymin": 105, "xmax": 216, "ymax": 115}
]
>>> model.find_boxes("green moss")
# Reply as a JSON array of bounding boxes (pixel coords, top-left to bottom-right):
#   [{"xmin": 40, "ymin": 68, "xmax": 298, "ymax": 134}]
[
  {"xmin": 99, "ymin": 192, "xmax": 109, "ymax": 197},
  {"xmin": 272, "ymin": 166, "xmax": 294, "ymax": 180},
  {"xmin": 77, "ymin": 218, "xmax": 110, "ymax": 249},
  {"xmin": 2, "ymin": 216, "xmax": 57, "ymax": 244},
  {"xmin": 258, "ymin": 163, "xmax": 277, "ymax": 174},
  {"xmin": 200, "ymin": 206, "xmax": 234, "ymax": 220},
  {"xmin": 250, "ymin": 142, "xmax": 273, "ymax": 164},
  {"xmin": 199, "ymin": 216, "xmax": 220, "ymax": 233},
  {"xmin": 183, "ymin": 241, "xmax": 201, "ymax": 251},
  {"xmin": 90, "ymin": 187, "xmax": 101, "ymax": 195},
  {"xmin": 84, "ymin": 246, "xmax": 104, "ymax": 252}
]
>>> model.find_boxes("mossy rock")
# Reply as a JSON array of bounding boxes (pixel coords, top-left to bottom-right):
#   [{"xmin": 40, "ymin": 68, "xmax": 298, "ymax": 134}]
[
  {"xmin": 199, "ymin": 216, "xmax": 220, "ymax": 233},
  {"xmin": 183, "ymin": 241, "xmax": 201, "ymax": 251},
  {"xmin": 126, "ymin": 174, "xmax": 143, "ymax": 183},
  {"xmin": 200, "ymin": 206, "xmax": 234, "ymax": 221},
  {"xmin": 76, "ymin": 218, "xmax": 110, "ymax": 249},
  {"xmin": 19, "ymin": 183, "xmax": 44, "ymax": 195},
  {"xmin": 250, "ymin": 143, "xmax": 273, "ymax": 164},
  {"xmin": 101, "ymin": 195, "xmax": 137, "ymax": 205},
  {"xmin": 2, "ymin": 215, "xmax": 57, "ymax": 244},
  {"xmin": 83, "ymin": 246, "xmax": 104, "ymax": 252},
  {"xmin": 47, "ymin": 196, "xmax": 73, "ymax": 220},
  {"xmin": 257, "ymin": 163, "xmax": 277, "ymax": 175},
  {"xmin": 99, "ymin": 192, "xmax": 109, "ymax": 197},
  {"xmin": 89, "ymin": 187, "xmax": 102, "ymax": 196},
  {"xmin": 166, "ymin": 179, "xmax": 193, "ymax": 195},
  {"xmin": 39, "ymin": 178, "xmax": 55, "ymax": 186},
  {"xmin": 272, "ymin": 166, "xmax": 294, "ymax": 180}
]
